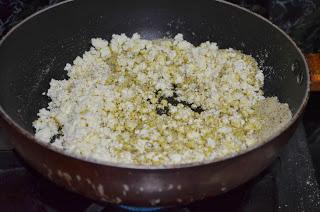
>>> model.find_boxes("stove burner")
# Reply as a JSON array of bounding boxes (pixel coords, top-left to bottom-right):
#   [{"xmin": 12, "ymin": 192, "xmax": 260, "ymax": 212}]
[{"xmin": 119, "ymin": 205, "xmax": 162, "ymax": 212}]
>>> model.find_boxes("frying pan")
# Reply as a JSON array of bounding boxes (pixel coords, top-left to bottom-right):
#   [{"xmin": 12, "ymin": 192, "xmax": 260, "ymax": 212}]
[{"xmin": 0, "ymin": 0, "xmax": 310, "ymax": 207}]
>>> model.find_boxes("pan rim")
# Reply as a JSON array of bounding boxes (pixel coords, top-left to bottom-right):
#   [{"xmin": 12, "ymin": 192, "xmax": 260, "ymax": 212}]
[{"xmin": 0, "ymin": 0, "xmax": 310, "ymax": 170}]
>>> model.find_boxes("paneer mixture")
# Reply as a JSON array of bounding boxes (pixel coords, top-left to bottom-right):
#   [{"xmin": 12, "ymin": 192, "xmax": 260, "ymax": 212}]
[{"xmin": 33, "ymin": 33, "xmax": 292, "ymax": 165}]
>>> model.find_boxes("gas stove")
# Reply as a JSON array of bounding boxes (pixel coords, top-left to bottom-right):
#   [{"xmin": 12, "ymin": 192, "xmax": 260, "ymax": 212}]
[{"xmin": 0, "ymin": 124, "xmax": 319, "ymax": 211}]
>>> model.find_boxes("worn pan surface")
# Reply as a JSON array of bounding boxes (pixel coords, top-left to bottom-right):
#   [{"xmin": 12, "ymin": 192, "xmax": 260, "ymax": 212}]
[{"xmin": 0, "ymin": 0, "xmax": 309, "ymax": 207}]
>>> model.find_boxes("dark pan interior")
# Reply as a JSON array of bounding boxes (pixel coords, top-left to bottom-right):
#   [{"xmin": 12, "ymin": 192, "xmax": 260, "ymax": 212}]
[{"xmin": 0, "ymin": 0, "xmax": 308, "ymax": 133}]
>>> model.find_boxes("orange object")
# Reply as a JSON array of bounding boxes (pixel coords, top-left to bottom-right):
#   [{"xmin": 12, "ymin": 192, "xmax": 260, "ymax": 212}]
[{"xmin": 306, "ymin": 53, "xmax": 320, "ymax": 91}]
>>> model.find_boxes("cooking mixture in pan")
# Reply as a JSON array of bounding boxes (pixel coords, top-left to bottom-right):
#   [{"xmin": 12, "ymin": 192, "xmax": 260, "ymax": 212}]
[
  {"xmin": 0, "ymin": 0, "xmax": 310, "ymax": 206},
  {"xmin": 33, "ymin": 33, "xmax": 292, "ymax": 166}
]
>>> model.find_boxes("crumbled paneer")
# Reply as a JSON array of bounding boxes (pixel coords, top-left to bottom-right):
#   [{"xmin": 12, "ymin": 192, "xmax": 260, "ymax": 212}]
[{"xmin": 33, "ymin": 33, "xmax": 292, "ymax": 165}]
